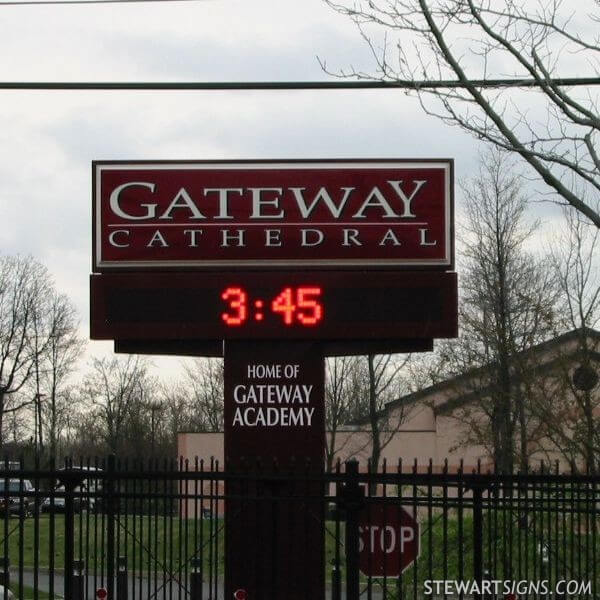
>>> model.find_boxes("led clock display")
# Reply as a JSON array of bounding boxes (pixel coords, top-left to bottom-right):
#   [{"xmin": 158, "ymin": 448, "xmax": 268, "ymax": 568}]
[
  {"xmin": 221, "ymin": 286, "xmax": 324, "ymax": 327},
  {"xmin": 90, "ymin": 271, "xmax": 458, "ymax": 341}
]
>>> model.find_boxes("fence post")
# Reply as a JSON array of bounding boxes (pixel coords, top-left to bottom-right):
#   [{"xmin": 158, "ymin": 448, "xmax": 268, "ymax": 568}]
[
  {"xmin": 343, "ymin": 459, "xmax": 363, "ymax": 600},
  {"xmin": 117, "ymin": 556, "xmax": 127, "ymax": 600},
  {"xmin": 72, "ymin": 559, "xmax": 85, "ymax": 600},
  {"xmin": 331, "ymin": 562, "xmax": 341, "ymax": 600},
  {"xmin": 64, "ymin": 469, "xmax": 76, "ymax": 600},
  {"xmin": 106, "ymin": 455, "xmax": 116, "ymax": 600},
  {"xmin": 190, "ymin": 557, "xmax": 203, "ymax": 599},
  {"xmin": 0, "ymin": 557, "xmax": 9, "ymax": 591},
  {"xmin": 473, "ymin": 486, "xmax": 484, "ymax": 600}
]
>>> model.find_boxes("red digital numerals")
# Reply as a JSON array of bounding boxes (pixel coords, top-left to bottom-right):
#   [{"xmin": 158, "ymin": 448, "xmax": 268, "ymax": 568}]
[
  {"xmin": 221, "ymin": 287, "xmax": 248, "ymax": 326},
  {"xmin": 221, "ymin": 286, "xmax": 323, "ymax": 327}
]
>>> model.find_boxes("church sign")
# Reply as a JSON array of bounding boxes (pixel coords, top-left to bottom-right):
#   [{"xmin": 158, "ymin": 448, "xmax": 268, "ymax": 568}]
[
  {"xmin": 90, "ymin": 157, "xmax": 457, "ymax": 600},
  {"xmin": 93, "ymin": 160, "xmax": 453, "ymax": 271}
]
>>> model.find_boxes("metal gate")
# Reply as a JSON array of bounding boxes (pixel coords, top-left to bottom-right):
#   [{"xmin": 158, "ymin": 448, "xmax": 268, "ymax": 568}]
[{"xmin": 0, "ymin": 457, "xmax": 597, "ymax": 599}]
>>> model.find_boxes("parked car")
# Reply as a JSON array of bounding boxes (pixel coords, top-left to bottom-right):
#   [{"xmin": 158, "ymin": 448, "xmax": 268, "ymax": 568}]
[
  {"xmin": 41, "ymin": 484, "xmax": 90, "ymax": 513},
  {"xmin": 0, "ymin": 479, "xmax": 36, "ymax": 517},
  {"xmin": 42, "ymin": 466, "xmax": 104, "ymax": 513},
  {"xmin": 41, "ymin": 485, "xmax": 68, "ymax": 513},
  {"xmin": 0, "ymin": 584, "xmax": 14, "ymax": 599}
]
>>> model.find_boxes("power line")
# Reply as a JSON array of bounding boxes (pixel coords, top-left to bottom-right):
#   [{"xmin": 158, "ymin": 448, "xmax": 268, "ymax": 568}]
[
  {"xmin": 0, "ymin": 78, "xmax": 599, "ymax": 90},
  {"xmin": 0, "ymin": 0, "xmax": 205, "ymax": 5}
]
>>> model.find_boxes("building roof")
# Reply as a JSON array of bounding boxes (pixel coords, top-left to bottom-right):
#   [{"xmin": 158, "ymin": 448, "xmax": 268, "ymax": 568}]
[{"xmin": 350, "ymin": 327, "xmax": 600, "ymax": 426}]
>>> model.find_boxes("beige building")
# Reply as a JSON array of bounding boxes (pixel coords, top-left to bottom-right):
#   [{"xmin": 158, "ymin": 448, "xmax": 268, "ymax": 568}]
[{"xmin": 178, "ymin": 328, "xmax": 599, "ymax": 474}]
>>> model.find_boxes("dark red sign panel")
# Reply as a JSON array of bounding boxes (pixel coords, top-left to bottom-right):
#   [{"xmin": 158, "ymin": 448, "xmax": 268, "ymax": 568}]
[
  {"xmin": 359, "ymin": 504, "xmax": 420, "ymax": 577},
  {"xmin": 93, "ymin": 160, "xmax": 453, "ymax": 271}
]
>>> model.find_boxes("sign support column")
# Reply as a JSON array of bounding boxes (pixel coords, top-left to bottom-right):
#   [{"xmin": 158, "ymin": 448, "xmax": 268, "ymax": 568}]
[{"xmin": 224, "ymin": 340, "xmax": 325, "ymax": 600}]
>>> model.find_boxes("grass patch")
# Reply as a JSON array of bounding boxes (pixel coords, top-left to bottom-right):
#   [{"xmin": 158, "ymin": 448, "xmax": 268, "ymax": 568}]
[{"xmin": 13, "ymin": 584, "xmax": 51, "ymax": 600}]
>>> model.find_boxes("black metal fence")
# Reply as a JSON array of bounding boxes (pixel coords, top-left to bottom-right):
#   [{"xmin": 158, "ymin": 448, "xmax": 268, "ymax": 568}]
[{"xmin": 0, "ymin": 457, "xmax": 597, "ymax": 599}]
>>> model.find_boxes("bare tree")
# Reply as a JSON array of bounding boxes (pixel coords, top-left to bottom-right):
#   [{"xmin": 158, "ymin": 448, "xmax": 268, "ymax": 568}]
[
  {"xmin": 161, "ymin": 386, "xmax": 194, "ymax": 448},
  {"xmin": 435, "ymin": 148, "xmax": 559, "ymax": 472},
  {"xmin": 347, "ymin": 353, "xmax": 411, "ymax": 476},
  {"xmin": 0, "ymin": 255, "xmax": 56, "ymax": 446},
  {"xmin": 44, "ymin": 387, "xmax": 80, "ymax": 459},
  {"xmin": 534, "ymin": 210, "xmax": 600, "ymax": 471},
  {"xmin": 3, "ymin": 410, "xmax": 29, "ymax": 449},
  {"xmin": 69, "ymin": 408, "xmax": 105, "ymax": 457},
  {"xmin": 80, "ymin": 355, "xmax": 151, "ymax": 454},
  {"xmin": 180, "ymin": 358, "xmax": 224, "ymax": 432},
  {"xmin": 324, "ymin": 0, "xmax": 600, "ymax": 226},
  {"xmin": 551, "ymin": 209, "xmax": 600, "ymax": 333},
  {"xmin": 366, "ymin": 354, "xmax": 411, "ymax": 474},
  {"xmin": 30, "ymin": 291, "xmax": 84, "ymax": 460},
  {"xmin": 324, "ymin": 356, "xmax": 358, "ymax": 471},
  {"xmin": 127, "ymin": 388, "xmax": 169, "ymax": 457}
]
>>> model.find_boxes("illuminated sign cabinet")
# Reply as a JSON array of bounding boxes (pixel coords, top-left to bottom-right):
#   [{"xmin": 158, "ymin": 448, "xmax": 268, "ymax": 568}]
[
  {"xmin": 90, "ymin": 159, "xmax": 457, "ymax": 600},
  {"xmin": 91, "ymin": 159, "xmax": 457, "ymax": 346}
]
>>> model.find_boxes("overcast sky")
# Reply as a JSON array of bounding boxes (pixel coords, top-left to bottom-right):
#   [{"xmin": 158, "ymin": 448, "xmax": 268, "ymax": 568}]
[{"xmin": 0, "ymin": 0, "xmax": 564, "ymax": 380}]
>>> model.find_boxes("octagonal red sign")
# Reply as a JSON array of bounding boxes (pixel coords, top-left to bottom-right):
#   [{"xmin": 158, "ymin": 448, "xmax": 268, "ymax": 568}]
[{"xmin": 358, "ymin": 503, "xmax": 420, "ymax": 577}]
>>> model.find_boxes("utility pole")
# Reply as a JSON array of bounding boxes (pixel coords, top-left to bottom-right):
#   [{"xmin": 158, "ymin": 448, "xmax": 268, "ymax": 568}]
[
  {"xmin": 33, "ymin": 393, "xmax": 46, "ymax": 460},
  {"xmin": 148, "ymin": 402, "xmax": 162, "ymax": 455}
]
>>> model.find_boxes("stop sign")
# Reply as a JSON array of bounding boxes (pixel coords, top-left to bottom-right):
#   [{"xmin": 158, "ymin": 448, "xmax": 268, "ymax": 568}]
[{"xmin": 358, "ymin": 503, "xmax": 420, "ymax": 577}]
